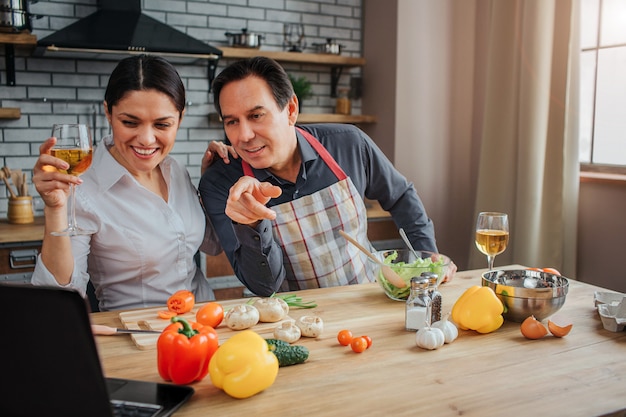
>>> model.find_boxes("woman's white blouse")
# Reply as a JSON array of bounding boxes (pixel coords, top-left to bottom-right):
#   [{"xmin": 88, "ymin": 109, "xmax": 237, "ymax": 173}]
[{"xmin": 31, "ymin": 135, "xmax": 220, "ymax": 311}]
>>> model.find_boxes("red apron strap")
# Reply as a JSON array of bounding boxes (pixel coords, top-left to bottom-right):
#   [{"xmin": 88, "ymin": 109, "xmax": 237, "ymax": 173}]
[
  {"xmin": 296, "ymin": 127, "xmax": 347, "ymax": 181},
  {"xmin": 242, "ymin": 159, "xmax": 254, "ymax": 176},
  {"xmin": 241, "ymin": 127, "xmax": 347, "ymax": 181}
]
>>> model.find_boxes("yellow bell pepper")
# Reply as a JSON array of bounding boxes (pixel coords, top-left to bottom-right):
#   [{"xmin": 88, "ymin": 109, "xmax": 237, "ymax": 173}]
[
  {"xmin": 451, "ymin": 286, "xmax": 504, "ymax": 333},
  {"xmin": 209, "ymin": 330, "xmax": 279, "ymax": 399}
]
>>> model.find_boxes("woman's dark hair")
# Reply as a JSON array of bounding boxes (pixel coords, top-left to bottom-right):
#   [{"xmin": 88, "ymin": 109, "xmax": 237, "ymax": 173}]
[
  {"xmin": 104, "ymin": 54, "xmax": 186, "ymax": 116},
  {"xmin": 212, "ymin": 56, "xmax": 294, "ymax": 116}
]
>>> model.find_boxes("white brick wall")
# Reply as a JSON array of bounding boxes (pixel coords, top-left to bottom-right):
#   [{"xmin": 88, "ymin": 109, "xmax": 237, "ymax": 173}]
[{"xmin": 0, "ymin": 0, "xmax": 363, "ymax": 217}]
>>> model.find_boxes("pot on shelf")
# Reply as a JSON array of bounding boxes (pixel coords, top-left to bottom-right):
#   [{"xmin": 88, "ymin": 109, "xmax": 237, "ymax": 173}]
[
  {"xmin": 312, "ymin": 38, "xmax": 344, "ymax": 55},
  {"xmin": 224, "ymin": 28, "xmax": 264, "ymax": 49},
  {"xmin": 0, "ymin": 0, "xmax": 42, "ymax": 32}
]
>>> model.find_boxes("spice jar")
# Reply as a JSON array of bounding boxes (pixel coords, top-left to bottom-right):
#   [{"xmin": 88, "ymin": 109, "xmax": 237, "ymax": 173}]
[
  {"xmin": 405, "ymin": 277, "xmax": 431, "ymax": 331},
  {"xmin": 423, "ymin": 272, "xmax": 442, "ymax": 324},
  {"xmin": 335, "ymin": 88, "xmax": 351, "ymax": 115}
]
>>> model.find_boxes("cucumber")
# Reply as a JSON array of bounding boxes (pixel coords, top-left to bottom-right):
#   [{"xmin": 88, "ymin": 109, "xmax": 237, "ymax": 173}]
[
  {"xmin": 266, "ymin": 338, "xmax": 289, "ymax": 348},
  {"xmin": 265, "ymin": 339, "xmax": 309, "ymax": 366}
]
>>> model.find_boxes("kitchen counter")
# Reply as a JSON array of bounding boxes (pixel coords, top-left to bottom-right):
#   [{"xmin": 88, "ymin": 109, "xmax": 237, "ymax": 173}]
[
  {"xmin": 0, "ymin": 216, "xmax": 44, "ymax": 244},
  {"xmin": 91, "ymin": 266, "xmax": 626, "ymax": 417}
]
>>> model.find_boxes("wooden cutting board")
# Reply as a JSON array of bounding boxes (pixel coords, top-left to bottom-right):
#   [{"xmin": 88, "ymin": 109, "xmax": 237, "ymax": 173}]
[{"xmin": 119, "ymin": 299, "xmax": 292, "ymax": 350}]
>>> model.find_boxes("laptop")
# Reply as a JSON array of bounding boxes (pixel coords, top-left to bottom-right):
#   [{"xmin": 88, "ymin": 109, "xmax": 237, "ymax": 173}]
[{"xmin": 0, "ymin": 284, "xmax": 194, "ymax": 417}]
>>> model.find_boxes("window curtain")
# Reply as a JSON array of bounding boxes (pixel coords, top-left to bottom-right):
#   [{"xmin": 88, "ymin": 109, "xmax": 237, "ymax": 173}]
[{"xmin": 467, "ymin": 0, "xmax": 580, "ymax": 277}]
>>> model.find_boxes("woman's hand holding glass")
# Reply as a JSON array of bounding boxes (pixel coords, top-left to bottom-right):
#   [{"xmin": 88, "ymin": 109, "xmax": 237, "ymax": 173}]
[{"xmin": 33, "ymin": 124, "xmax": 94, "ymax": 236}]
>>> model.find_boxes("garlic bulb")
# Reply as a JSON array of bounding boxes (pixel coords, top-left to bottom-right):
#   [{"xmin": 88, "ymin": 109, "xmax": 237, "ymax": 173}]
[
  {"xmin": 431, "ymin": 314, "xmax": 459, "ymax": 344},
  {"xmin": 415, "ymin": 326, "xmax": 445, "ymax": 350}
]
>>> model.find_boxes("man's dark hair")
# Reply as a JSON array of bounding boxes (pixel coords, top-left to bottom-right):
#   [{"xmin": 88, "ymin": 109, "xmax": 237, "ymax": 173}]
[{"xmin": 212, "ymin": 56, "xmax": 294, "ymax": 116}]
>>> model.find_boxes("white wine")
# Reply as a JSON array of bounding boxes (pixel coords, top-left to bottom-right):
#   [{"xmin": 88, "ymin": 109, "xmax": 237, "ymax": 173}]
[
  {"xmin": 475, "ymin": 229, "xmax": 509, "ymax": 257},
  {"xmin": 51, "ymin": 148, "xmax": 93, "ymax": 176}
]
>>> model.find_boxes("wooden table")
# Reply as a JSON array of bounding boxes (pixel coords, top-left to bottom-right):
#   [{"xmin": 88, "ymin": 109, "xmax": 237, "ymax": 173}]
[{"xmin": 91, "ymin": 266, "xmax": 626, "ymax": 417}]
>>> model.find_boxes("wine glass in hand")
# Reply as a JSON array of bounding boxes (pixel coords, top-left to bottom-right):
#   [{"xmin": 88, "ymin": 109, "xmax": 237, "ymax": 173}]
[
  {"xmin": 50, "ymin": 124, "xmax": 94, "ymax": 236},
  {"xmin": 475, "ymin": 212, "xmax": 509, "ymax": 270}
]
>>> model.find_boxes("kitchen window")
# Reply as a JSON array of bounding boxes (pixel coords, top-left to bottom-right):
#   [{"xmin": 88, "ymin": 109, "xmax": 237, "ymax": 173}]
[{"xmin": 579, "ymin": 0, "xmax": 626, "ymax": 176}]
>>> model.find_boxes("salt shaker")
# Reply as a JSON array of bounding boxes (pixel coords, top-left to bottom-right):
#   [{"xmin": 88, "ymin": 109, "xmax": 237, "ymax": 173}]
[
  {"xmin": 422, "ymin": 272, "xmax": 442, "ymax": 324},
  {"xmin": 405, "ymin": 277, "xmax": 431, "ymax": 331}
]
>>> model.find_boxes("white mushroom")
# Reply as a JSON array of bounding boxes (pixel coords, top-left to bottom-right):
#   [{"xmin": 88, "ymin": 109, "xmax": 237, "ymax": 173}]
[
  {"xmin": 296, "ymin": 315, "xmax": 324, "ymax": 337},
  {"xmin": 224, "ymin": 304, "xmax": 260, "ymax": 330},
  {"xmin": 273, "ymin": 320, "xmax": 301, "ymax": 343},
  {"xmin": 254, "ymin": 297, "xmax": 289, "ymax": 322}
]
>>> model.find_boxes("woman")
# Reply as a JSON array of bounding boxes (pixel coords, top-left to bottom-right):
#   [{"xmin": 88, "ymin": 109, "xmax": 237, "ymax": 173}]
[{"xmin": 32, "ymin": 55, "xmax": 231, "ymax": 311}]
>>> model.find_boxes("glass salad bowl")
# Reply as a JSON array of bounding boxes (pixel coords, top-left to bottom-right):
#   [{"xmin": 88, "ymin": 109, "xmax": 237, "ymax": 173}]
[{"xmin": 369, "ymin": 249, "xmax": 451, "ymax": 301}]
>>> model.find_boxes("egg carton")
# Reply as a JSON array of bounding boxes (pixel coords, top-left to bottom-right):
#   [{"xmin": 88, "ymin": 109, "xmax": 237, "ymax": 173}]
[{"xmin": 594, "ymin": 291, "xmax": 626, "ymax": 332}]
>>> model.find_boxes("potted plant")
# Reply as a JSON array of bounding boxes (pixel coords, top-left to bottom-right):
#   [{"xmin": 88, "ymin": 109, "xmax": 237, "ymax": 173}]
[{"xmin": 289, "ymin": 74, "xmax": 313, "ymax": 111}]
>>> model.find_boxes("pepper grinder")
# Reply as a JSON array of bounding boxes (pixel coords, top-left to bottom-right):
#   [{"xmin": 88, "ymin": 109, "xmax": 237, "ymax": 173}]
[{"xmin": 422, "ymin": 272, "xmax": 442, "ymax": 324}]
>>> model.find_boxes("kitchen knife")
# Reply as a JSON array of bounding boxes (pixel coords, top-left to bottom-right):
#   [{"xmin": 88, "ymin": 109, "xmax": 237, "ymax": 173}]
[{"xmin": 91, "ymin": 324, "xmax": 162, "ymax": 335}]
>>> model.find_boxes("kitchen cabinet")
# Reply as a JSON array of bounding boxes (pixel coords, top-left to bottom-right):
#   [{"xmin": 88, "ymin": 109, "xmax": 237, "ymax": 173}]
[
  {"xmin": 0, "ymin": 217, "xmax": 43, "ymax": 283},
  {"xmin": 218, "ymin": 47, "xmax": 376, "ymax": 125}
]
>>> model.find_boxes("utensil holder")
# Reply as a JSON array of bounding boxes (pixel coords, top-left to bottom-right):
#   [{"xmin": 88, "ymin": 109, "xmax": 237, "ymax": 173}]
[{"xmin": 8, "ymin": 196, "xmax": 34, "ymax": 224}]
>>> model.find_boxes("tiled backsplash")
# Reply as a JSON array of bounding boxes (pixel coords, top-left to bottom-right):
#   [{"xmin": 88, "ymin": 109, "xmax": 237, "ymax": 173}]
[{"xmin": 0, "ymin": 0, "xmax": 363, "ymax": 218}]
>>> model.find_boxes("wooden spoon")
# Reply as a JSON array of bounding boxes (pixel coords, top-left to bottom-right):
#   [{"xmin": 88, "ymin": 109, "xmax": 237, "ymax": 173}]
[
  {"xmin": 339, "ymin": 230, "xmax": 406, "ymax": 288},
  {"xmin": 0, "ymin": 169, "xmax": 17, "ymax": 198}
]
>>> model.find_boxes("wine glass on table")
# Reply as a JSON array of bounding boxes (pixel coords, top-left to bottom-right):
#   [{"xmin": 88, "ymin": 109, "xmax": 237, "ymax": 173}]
[
  {"xmin": 50, "ymin": 123, "xmax": 94, "ymax": 236},
  {"xmin": 475, "ymin": 212, "xmax": 509, "ymax": 270}
]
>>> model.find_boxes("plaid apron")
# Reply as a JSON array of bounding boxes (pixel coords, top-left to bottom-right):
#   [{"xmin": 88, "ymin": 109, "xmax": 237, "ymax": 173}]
[{"xmin": 242, "ymin": 128, "xmax": 376, "ymax": 291}]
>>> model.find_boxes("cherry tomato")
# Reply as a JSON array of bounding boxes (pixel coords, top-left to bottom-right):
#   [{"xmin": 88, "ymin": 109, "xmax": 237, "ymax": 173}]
[
  {"xmin": 361, "ymin": 335, "xmax": 373, "ymax": 349},
  {"xmin": 157, "ymin": 310, "xmax": 177, "ymax": 320},
  {"xmin": 350, "ymin": 336, "xmax": 368, "ymax": 353},
  {"xmin": 337, "ymin": 329, "xmax": 353, "ymax": 346},
  {"xmin": 196, "ymin": 302, "xmax": 224, "ymax": 328},
  {"xmin": 166, "ymin": 290, "xmax": 195, "ymax": 314}
]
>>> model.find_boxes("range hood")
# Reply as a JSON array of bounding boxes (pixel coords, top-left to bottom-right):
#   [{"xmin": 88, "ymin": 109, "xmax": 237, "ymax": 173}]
[{"xmin": 35, "ymin": 0, "xmax": 222, "ymax": 67}]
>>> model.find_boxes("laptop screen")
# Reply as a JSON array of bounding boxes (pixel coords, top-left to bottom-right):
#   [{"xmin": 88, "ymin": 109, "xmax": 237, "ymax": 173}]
[{"xmin": 0, "ymin": 284, "xmax": 193, "ymax": 417}]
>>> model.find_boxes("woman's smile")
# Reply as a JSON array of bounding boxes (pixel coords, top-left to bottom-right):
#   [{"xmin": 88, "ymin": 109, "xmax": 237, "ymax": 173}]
[{"xmin": 132, "ymin": 146, "xmax": 160, "ymax": 157}]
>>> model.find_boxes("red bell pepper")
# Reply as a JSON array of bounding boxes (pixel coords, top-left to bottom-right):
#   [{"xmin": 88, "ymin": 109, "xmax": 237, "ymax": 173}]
[{"xmin": 157, "ymin": 317, "xmax": 219, "ymax": 385}]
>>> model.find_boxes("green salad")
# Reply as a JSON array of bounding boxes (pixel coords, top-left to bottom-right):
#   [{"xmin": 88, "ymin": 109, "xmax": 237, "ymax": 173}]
[{"xmin": 378, "ymin": 251, "xmax": 448, "ymax": 300}]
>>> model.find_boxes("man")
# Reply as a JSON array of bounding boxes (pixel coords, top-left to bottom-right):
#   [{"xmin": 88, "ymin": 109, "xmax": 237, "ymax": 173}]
[{"xmin": 199, "ymin": 56, "xmax": 448, "ymax": 296}]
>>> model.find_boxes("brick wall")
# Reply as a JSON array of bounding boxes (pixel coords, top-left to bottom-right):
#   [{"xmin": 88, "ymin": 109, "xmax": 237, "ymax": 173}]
[{"xmin": 0, "ymin": 0, "xmax": 363, "ymax": 217}]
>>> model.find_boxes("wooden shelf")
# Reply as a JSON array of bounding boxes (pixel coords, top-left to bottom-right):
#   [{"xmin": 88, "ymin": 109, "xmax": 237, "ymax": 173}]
[
  {"xmin": 209, "ymin": 112, "xmax": 376, "ymax": 125},
  {"xmin": 211, "ymin": 48, "xmax": 373, "ymax": 124},
  {"xmin": 0, "ymin": 108, "xmax": 21, "ymax": 119},
  {"xmin": 0, "ymin": 32, "xmax": 37, "ymax": 46},
  {"xmin": 219, "ymin": 47, "xmax": 365, "ymax": 67},
  {"xmin": 297, "ymin": 113, "xmax": 377, "ymax": 124},
  {"xmin": 1, "ymin": 32, "xmax": 37, "ymax": 87}
]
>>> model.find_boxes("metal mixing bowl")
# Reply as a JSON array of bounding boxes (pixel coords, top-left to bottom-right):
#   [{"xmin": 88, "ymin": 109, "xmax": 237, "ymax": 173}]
[{"xmin": 481, "ymin": 269, "xmax": 569, "ymax": 322}]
